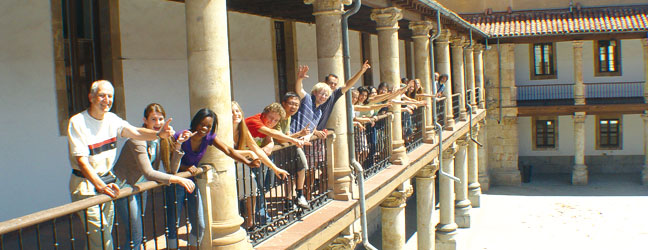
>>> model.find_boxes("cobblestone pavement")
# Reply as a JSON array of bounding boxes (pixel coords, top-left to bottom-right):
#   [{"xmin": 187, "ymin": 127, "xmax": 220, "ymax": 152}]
[{"xmin": 459, "ymin": 174, "xmax": 648, "ymax": 250}]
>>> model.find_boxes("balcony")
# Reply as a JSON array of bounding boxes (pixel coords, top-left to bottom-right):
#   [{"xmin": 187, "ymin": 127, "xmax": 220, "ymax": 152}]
[{"xmin": 516, "ymin": 82, "xmax": 645, "ymax": 106}]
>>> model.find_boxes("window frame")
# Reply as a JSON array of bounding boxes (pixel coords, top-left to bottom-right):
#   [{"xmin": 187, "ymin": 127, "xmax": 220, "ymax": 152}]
[
  {"xmin": 529, "ymin": 43, "xmax": 557, "ymax": 80},
  {"xmin": 594, "ymin": 39, "xmax": 622, "ymax": 77},
  {"xmin": 596, "ymin": 115, "xmax": 622, "ymax": 150},
  {"xmin": 532, "ymin": 116, "xmax": 558, "ymax": 150}
]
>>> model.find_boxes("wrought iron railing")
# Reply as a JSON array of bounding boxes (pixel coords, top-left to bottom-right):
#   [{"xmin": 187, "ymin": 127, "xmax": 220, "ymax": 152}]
[
  {"xmin": 0, "ymin": 168, "xmax": 208, "ymax": 250},
  {"xmin": 238, "ymin": 133, "xmax": 332, "ymax": 246},
  {"xmin": 353, "ymin": 114, "xmax": 392, "ymax": 179},
  {"xmin": 451, "ymin": 93, "xmax": 461, "ymax": 119},
  {"xmin": 475, "ymin": 87, "xmax": 482, "ymax": 104},
  {"xmin": 403, "ymin": 107, "xmax": 424, "ymax": 152},
  {"xmin": 516, "ymin": 83, "xmax": 574, "ymax": 101},
  {"xmin": 585, "ymin": 81, "xmax": 644, "ymax": 98},
  {"xmin": 436, "ymin": 97, "xmax": 446, "ymax": 128},
  {"xmin": 466, "ymin": 88, "xmax": 473, "ymax": 106}
]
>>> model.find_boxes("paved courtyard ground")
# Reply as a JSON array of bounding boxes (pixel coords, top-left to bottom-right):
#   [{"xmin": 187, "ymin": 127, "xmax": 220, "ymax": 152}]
[{"xmin": 370, "ymin": 173, "xmax": 648, "ymax": 250}]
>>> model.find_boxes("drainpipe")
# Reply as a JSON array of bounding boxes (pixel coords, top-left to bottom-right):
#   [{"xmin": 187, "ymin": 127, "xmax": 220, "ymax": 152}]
[
  {"xmin": 497, "ymin": 38, "xmax": 502, "ymax": 124},
  {"xmin": 429, "ymin": 10, "xmax": 460, "ymax": 183},
  {"xmin": 463, "ymin": 30, "xmax": 483, "ymax": 147},
  {"xmin": 342, "ymin": 1, "xmax": 377, "ymax": 250}
]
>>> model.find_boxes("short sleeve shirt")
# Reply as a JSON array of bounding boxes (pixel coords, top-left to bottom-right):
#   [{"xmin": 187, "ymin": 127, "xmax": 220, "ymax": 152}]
[
  {"xmin": 275, "ymin": 116, "xmax": 291, "ymax": 135},
  {"xmin": 68, "ymin": 110, "xmax": 133, "ymax": 195},
  {"xmin": 176, "ymin": 130, "xmax": 217, "ymax": 167},
  {"xmin": 316, "ymin": 88, "xmax": 344, "ymax": 130},
  {"xmin": 290, "ymin": 90, "xmax": 322, "ymax": 134},
  {"xmin": 245, "ymin": 113, "xmax": 268, "ymax": 146}
]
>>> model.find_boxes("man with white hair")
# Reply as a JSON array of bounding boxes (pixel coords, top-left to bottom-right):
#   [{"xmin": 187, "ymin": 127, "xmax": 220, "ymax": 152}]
[{"xmin": 67, "ymin": 80, "xmax": 174, "ymax": 250}]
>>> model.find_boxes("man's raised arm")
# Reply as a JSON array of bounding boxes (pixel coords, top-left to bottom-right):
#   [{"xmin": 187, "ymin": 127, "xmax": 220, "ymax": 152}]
[{"xmin": 340, "ymin": 60, "xmax": 371, "ymax": 93}]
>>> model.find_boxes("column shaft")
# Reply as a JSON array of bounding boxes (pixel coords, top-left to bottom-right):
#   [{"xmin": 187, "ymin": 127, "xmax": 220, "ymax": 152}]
[
  {"xmin": 410, "ymin": 21, "xmax": 435, "ymax": 143},
  {"xmin": 435, "ymin": 30, "xmax": 455, "ymax": 130},
  {"xmin": 371, "ymin": 7, "xmax": 408, "ymax": 165},
  {"xmin": 381, "ymin": 187, "xmax": 410, "ymax": 250},
  {"xmin": 416, "ymin": 162, "xmax": 439, "ymax": 250},
  {"xmin": 477, "ymin": 121, "xmax": 490, "ymax": 191},
  {"xmin": 572, "ymin": 112, "xmax": 588, "ymax": 185},
  {"xmin": 474, "ymin": 45, "xmax": 485, "ymax": 109},
  {"xmin": 468, "ymin": 124, "xmax": 481, "ymax": 207},
  {"xmin": 573, "ymin": 41, "xmax": 585, "ymax": 105},
  {"xmin": 643, "ymin": 39, "xmax": 648, "ymax": 102},
  {"xmin": 306, "ymin": 0, "xmax": 352, "ymax": 201},
  {"xmin": 642, "ymin": 112, "xmax": 648, "ymax": 184},
  {"xmin": 454, "ymin": 138, "xmax": 471, "ymax": 228},
  {"xmin": 185, "ymin": 0, "xmax": 251, "ymax": 248},
  {"xmin": 436, "ymin": 143, "xmax": 457, "ymax": 250},
  {"xmin": 451, "ymin": 38, "xmax": 467, "ymax": 121},
  {"xmin": 465, "ymin": 46, "xmax": 476, "ymax": 112}
]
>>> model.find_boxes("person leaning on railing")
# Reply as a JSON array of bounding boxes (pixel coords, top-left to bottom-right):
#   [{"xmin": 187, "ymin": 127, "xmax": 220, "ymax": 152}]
[
  {"xmin": 67, "ymin": 80, "xmax": 175, "ymax": 250},
  {"xmin": 232, "ymin": 101, "xmax": 289, "ymax": 228},
  {"xmin": 112, "ymin": 103, "xmax": 196, "ymax": 250},
  {"xmin": 167, "ymin": 108, "xmax": 261, "ymax": 250}
]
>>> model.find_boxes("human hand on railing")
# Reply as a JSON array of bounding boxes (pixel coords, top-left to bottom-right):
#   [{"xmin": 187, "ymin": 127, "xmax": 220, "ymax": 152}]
[
  {"xmin": 295, "ymin": 126, "xmax": 311, "ymax": 137},
  {"xmin": 171, "ymin": 176, "xmax": 196, "ymax": 193},
  {"xmin": 354, "ymin": 121, "xmax": 365, "ymax": 131},
  {"xmin": 247, "ymin": 158, "xmax": 261, "ymax": 168},
  {"xmin": 313, "ymin": 130, "xmax": 327, "ymax": 139},
  {"xmin": 274, "ymin": 168, "xmax": 290, "ymax": 180},
  {"xmin": 99, "ymin": 183, "xmax": 120, "ymax": 198},
  {"xmin": 406, "ymin": 107, "xmax": 414, "ymax": 114},
  {"xmin": 187, "ymin": 166, "xmax": 200, "ymax": 175}
]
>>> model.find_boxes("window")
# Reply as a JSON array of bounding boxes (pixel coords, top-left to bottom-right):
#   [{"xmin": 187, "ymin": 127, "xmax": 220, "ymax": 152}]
[
  {"xmin": 533, "ymin": 118, "xmax": 557, "ymax": 149},
  {"xmin": 598, "ymin": 118, "xmax": 621, "ymax": 149},
  {"xmin": 52, "ymin": 0, "xmax": 124, "ymax": 135},
  {"xmin": 530, "ymin": 43, "xmax": 556, "ymax": 79},
  {"xmin": 271, "ymin": 20, "xmax": 297, "ymax": 101},
  {"xmin": 595, "ymin": 40, "xmax": 621, "ymax": 76}
]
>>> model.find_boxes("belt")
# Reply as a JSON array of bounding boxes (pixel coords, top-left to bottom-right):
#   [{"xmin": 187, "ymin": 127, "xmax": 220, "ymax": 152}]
[{"xmin": 72, "ymin": 169, "xmax": 116, "ymax": 184}]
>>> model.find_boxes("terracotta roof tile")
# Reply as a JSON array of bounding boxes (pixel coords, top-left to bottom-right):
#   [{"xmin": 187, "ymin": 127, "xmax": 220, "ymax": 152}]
[{"xmin": 463, "ymin": 5, "xmax": 648, "ymax": 37}]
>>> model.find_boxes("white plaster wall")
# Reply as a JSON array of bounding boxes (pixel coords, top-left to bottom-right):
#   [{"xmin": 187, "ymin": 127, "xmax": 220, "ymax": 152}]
[
  {"xmin": 349, "ymin": 30, "xmax": 363, "ymax": 85},
  {"xmin": 370, "ymin": 34, "xmax": 381, "ymax": 86},
  {"xmin": 519, "ymin": 114, "xmax": 643, "ymax": 157},
  {"xmin": 399, "ymin": 40, "xmax": 407, "ymax": 81},
  {"xmin": 296, "ymin": 22, "xmax": 320, "ymax": 93},
  {"xmin": 514, "ymin": 42, "xmax": 574, "ymax": 85},
  {"xmin": 120, "ymin": 0, "xmax": 191, "ymax": 130},
  {"xmin": 515, "ymin": 40, "xmax": 645, "ymax": 85},
  {"xmin": 582, "ymin": 39, "xmax": 645, "ymax": 83},
  {"xmin": 228, "ymin": 12, "xmax": 276, "ymax": 116},
  {"xmin": 0, "ymin": 0, "xmax": 71, "ymax": 221}
]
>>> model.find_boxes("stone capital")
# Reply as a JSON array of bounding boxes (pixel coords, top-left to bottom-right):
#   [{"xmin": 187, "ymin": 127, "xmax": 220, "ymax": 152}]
[
  {"xmin": 642, "ymin": 111, "xmax": 648, "ymax": 121},
  {"xmin": 573, "ymin": 112, "xmax": 586, "ymax": 123},
  {"xmin": 456, "ymin": 137, "xmax": 469, "ymax": 147},
  {"xmin": 304, "ymin": 0, "xmax": 351, "ymax": 14},
  {"xmin": 450, "ymin": 36, "xmax": 466, "ymax": 48},
  {"xmin": 572, "ymin": 40, "xmax": 584, "ymax": 48},
  {"xmin": 436, "ymin": 29, "xmax": 452, "ymax": 43},
  {"xmin": 370, "ymin": 7, "xmax": 402, "ymax": 30},
  {"xmin": 381, "ymin": 189, "xmax": 410, "ymax": 208},
  {"xmin": 416, "ymin": 162, "xmax": 440, "ymax": 178},
  {"xmin": 442, "ymin": 143, "xmax": 457, "ymax": 158},
  {"xmin": 409, "ymin": 21, "xmax": 434, "ymax": 38},
  {"xmin": 473, "ymin": 43, "xmax": 485, "ymax": 52}
]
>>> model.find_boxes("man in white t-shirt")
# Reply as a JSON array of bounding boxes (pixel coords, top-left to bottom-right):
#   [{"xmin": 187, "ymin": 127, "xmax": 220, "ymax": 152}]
[{"xmin": 67, "ymin": 80, "xmax": 174, "ymax": 250}]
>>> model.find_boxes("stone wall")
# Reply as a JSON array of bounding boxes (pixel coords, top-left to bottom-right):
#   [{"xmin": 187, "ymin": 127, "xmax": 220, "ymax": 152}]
[{"xmin": 519, "ymin": 155, "xmax": 644, "ymax": 173}]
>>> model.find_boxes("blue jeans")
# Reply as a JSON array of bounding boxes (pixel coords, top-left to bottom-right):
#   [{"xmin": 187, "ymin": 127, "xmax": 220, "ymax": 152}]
[
  {"xmin": 252, "ymin": 166, "xmax": 271, "ymax": 225},
  {"xmin": 114, "ymin": 191, "xmax": 147, "ymax": 250},
  {"xmin": 164, "ymin": 181, "xmax": 205, "ymax": 248}
]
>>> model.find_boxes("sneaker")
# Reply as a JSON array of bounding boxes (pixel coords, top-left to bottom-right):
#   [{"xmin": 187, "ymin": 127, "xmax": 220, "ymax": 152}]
[{"xmin": 296, "ymin": 195, "xmax": 309, "ymax": 209}]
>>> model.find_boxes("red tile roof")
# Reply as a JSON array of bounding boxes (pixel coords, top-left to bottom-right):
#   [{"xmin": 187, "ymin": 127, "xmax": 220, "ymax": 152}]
[{"xmin": 463, "ymin": 5, "xmax": 648, "ymax": 37}]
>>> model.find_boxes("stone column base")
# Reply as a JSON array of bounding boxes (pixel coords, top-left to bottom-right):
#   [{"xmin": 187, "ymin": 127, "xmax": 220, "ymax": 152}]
[
  {"xmin": 435, "ymin": 229, "xmax": 458, "ymax": 250},
  {"xmin": 491, "ymin": 169, "xmax": 521, "ymax": 186},
  {"xmin": 424, "ymin": 129, "xmax": 436, "ymax": 144},
  {"xmin": 471, "ymin": 105, "xmax": 478, "ymax": 114},
  {"xmin": 468, "ymin": 184, "xmax": 482, "ymax": 208},
  {"xmin": 444, "ymin": 118, "xmax": 456, "ymax": 131},
  {"xmin": 454, "ymin": 201, "xmax": 472, "ymax": 228},
  {"xmin": 458, "ymin": 111, "xmax": 468, "ymax": 121},
  {"xmin": 479, "ymin": 102, "xmax": 485, "ymax": 109},
  {"xmin": 478, "ymin": 173, "xmax": 490, "ymax": 191},
  {"xmin": 572, "ymin": 164, "xmax": 588, "ymax": 185},
  {"xmin": 642, "ymin": 165, "xmax": 648, "ymax": 185},
  {"xmin": 391, "ymin": 144, "xmax": 409, "ymax": 165}
]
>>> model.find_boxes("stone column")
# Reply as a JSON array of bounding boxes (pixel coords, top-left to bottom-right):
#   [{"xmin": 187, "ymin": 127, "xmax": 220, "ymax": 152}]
[
  {"xmin": 409, "ymin": 21, "xmax": 435, "ymax": 143},
  {"xmin": 477, "ymin": 120, "xmax": 490, "ymax": 191},
  {"xmin": 572, "ymin": 112, "xmax": 588, "ymax": 185},
  {"xmin": 454, "ymin": 137, "xmax": 471, "ymax": 228},
  {"xmin": 305, "ymin": 0, "xmax": 353, "ymax": 201},
  {"xmin": 643, "ymin": 39, "xmax": 648, "ymax": 103},
  {"xmin": 573, "ymin": 41, "xmax": 585, "ymax": 105},
  {"xmin": 474, "ymin": 44, "xmax": 485, "ymax": 109},
  {"xmin": 465, "ymin": 45, "xmax": 477, "ymax": 112},
  {"xmin": 435, "ymin": 30, "xmax": 455, "ymax": 130},
  {"xmin": 371, "ymin": 7, "xmax": 408, "ymax": 165},
  {"xmin": 185, "ymin": 0, "xmax": 251, "ymax": 248},
  {"xmin": 381, "ymin": 185, "xmax": 412, "ymax": 250},
  {"xmin": 436, "ymin": 143, "xmax": 458, "ymax": 250},
  {"xmin": 468, "ymin": 123, "xmax": 482, "ymax": 207},
  {"xmin": 451, "ymin": 37, "xmax": 467, "ymax": 121},
  {"xmin": 416, "ymin": 161, "xmax": 439, "ymax": 250},
  {"xmin": 642, "ymin": 111, "xmax": 648, "ymax": 184}
]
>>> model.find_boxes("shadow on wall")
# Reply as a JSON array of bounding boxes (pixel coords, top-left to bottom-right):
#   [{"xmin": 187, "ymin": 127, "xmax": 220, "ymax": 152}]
[{"xmin": 519, "ymin": 155, "xmax": 644, "ymax": 174}]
